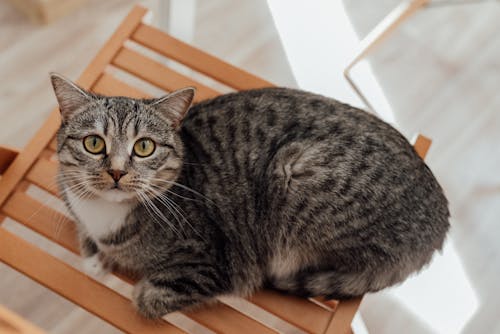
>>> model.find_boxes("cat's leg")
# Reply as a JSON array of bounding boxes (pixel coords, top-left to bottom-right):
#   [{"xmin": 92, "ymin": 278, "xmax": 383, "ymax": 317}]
[
  {"xmin": 270, "ymin": 268, "xmax": 370, "ymax": 300},
  {"xmin": 132, "ymin": 266, "xmax": 230, "ymax": 319},
  {"xmin": 79, "ymin": 234, "xmax": 110, "ymax": 278}
]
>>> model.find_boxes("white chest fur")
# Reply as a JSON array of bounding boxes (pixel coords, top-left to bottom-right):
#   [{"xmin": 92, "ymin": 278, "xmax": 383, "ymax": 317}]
[{"xmin": 66, "ymin": 189, "xmax": 134, "ymax": 240}]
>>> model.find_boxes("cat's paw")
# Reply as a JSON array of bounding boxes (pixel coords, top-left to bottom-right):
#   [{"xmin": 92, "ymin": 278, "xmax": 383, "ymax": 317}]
[
  {"xmin": 132, "ymin": 279, "xmax": 176, "ymax": 319},
  {"xmin": 82, "ymin": 254, "xmax": 109, "ymax": 278}
]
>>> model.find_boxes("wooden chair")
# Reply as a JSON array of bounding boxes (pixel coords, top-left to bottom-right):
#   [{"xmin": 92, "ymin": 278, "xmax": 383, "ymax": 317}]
[{"xmin": 0, "ymin": 5, "xmax": 432, "ymax": 334}]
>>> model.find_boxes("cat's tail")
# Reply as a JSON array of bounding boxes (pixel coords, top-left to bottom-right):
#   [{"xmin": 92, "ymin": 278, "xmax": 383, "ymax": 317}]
[{"xmin": 268, "ymin": 269, "xmax": 388, "ymax": 300}]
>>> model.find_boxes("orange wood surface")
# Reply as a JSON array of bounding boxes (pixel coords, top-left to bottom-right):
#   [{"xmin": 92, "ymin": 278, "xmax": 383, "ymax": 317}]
[
  {"xmin": 25, "ymin": 158, "xmax": 59, "ymax": 196},
  {"xmin": 249, "ymin": 290, "xmax": 333, "ymax": 334},
  {"xmin": 112, "ymin": 47, "xmax": 220, "ymax": 101},
  {"xmin": 186, "ymin": 303, "xmax": 279, "ymax": 334},
  {"xmin": 48, "ymin": 138, "xmax": 57, "ymax": 152},
  {"xmin": 413, "ymin": 134, "xmax": 432, "ymax": 159},
  {"xmin": 0, "ymin": 146, "xmax": 18, "ymax": 175},
  {"xmin": 2, "ymin": 191, "xmax": 78, "ymax": 254},
  {"xmin": 324, "ymin": 298, "xmax": 362, "ymax": 334}
]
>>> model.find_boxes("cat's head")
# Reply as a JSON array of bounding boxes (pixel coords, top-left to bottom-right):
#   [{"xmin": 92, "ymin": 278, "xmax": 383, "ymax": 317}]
[{"xmin": 50, "ymin": 73, "xmax": 195, "ymax": 203}]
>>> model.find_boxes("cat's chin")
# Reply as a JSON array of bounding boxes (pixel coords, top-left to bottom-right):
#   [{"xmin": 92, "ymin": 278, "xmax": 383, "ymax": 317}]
[{"xmin": 99, "ymin": 189, "xmax": 136, "ymax": 203}]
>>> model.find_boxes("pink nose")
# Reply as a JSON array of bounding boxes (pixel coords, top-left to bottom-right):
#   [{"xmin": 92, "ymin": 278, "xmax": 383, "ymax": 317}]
[{"xmin": 107, "ymin": 169, "xmax": 127, "ymax": 182}]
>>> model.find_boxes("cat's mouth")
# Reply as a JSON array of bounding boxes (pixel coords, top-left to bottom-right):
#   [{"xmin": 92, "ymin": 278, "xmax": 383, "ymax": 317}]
[{"xmin": 99, "ymin": 187, "xmax": 136, "ymax": 202}]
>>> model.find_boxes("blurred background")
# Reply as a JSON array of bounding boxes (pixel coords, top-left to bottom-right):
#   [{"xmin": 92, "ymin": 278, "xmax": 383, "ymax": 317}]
[{"xmin": 0, "ymin": 0, "xmax": 499, "ymax": 333}]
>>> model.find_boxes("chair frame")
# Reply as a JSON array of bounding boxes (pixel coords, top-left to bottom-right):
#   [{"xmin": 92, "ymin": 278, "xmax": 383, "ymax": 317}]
[
  {"xmin": 0, "ymin": 5, "xmax": 431, "ymax": 334},
  {"xmin": 344, "ymin": 0, "xmax": 430, "ymax": 114}
]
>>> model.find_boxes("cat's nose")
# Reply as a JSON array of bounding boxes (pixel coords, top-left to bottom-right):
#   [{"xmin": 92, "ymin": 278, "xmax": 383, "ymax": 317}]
[{"xmin": 107, "ymin": 169, "xmax": 127, "ymax": 182}]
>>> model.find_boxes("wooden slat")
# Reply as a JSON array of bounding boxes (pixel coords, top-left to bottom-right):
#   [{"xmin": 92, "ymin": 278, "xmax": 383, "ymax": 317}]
[
  {"xmin": 324, "ymin": 298, "xmax": 362, "ymax": 334},
  {"xmin": 0, "ymin": 111, "xmax": 60, "ymax": 207},
  {"xmin": 413, "ymin": 134, "xmax": 431, "ymax": 159},
  {"xmin": 48, "ymin": 138, "xmax": 57, "ymax": 152},
  {"xmin": 0, "ymin": 229, "xmax": 185, "ymax": 334},
  {"xmin": 0, "ymin": 304, "xmax": 46, "ymax": 334},
  {"xmin": 112, "ymin": 47, "xmax": 219, "ymax": 101},
  {"xmin": 39, "ymin": 148, "xmax": 54, "ymax": 161},
  {"xmin": 0, "ymin": 146, "xmax": 18, "ymax": 175},
  {"xmin": 26, "ymin": 158, "xmax": 59, "ymax": 196},
  {"xmin": 248, "ymin": 290, "xmax": 333, "ymax": 334},
  {"xmin": 93, "ymin": 72, "xmax": 149, "ymax": 98},
  {"xmin": 132, "ymin": 23, "xmax": 273, "ymax": 91},
  {"xmin": 2, "ymin": 191, "xmax": 78, "ymax": 254},
  {"xmin": 186, "ymin": 303, "xmax": 278, "ymax": 334}
]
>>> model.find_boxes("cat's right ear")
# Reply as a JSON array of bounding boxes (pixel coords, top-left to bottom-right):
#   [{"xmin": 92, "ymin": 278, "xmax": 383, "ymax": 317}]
[
  {"xmin": 151, "ymin": 87, "xmax": 196, "ymax": 130},
  {"xmin": 50, "ymin": 73, "xmax": 92, "ymax": 121}
]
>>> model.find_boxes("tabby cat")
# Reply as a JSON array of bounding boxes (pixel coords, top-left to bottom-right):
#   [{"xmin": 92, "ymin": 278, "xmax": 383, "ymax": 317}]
[{"xmin": 51, "ymin": 73, "xmax": 449, "ymax": 319}]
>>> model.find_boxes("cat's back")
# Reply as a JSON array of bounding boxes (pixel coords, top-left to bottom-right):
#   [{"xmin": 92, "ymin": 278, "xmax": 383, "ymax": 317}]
[
  {"xmin": 181, "ymin": 87, "xmax": 424, "ymax": 174},
  {"xmin": 180, "ymin": 87, "xmax": 449, "ymax": 246}
]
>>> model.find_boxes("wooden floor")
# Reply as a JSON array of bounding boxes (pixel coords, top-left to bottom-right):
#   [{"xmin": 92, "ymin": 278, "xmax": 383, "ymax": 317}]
[{"xmin": 1, "ymin": 0, "xmax": 499, "ymax": 333}]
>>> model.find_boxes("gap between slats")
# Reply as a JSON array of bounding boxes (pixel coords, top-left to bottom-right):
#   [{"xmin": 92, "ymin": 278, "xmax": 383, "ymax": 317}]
[
  {"xmin": 93, "ymin": 72, "xmax": 149, "ymax": 98},
  {"xmin": 131, "ymin": 23, "xmax": 273, "ymax": 91},
  {"xmin": 112, "ymin": 47, "xmax": 220, "ymax": 101}
]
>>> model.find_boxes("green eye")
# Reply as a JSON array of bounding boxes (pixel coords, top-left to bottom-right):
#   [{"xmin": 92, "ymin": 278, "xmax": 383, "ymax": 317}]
[
  {"xmin": 134, "ymin": 138, "xmax": 155, "ymax": 157},
  {"xmin": 83, "ymin": 135, "xmax": 105, "ymax": 154}
]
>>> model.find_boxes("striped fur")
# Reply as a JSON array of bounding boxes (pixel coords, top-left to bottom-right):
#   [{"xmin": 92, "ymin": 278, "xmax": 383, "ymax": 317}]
[{"xmin": 51, "ymin": 75, "xmax": 449, "ymax": 319}]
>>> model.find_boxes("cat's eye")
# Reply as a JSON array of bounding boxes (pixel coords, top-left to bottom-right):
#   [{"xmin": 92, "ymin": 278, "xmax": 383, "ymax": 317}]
[
  {"xmin": 134, "ymin": 138, "xmax": 155, "ymax": 157},
  {"xmin": 83, "ymin": 135, "xmax": 105, "ymax": 154}
]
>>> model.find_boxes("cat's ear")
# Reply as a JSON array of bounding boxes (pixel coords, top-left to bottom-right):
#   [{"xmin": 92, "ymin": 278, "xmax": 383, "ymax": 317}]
[
  {"xmin": 152, "ymin": 87, "xmax": 195, "ymax": 129},
  {"xmin": 50, "ymin": 73, "xmax": 92, "ymax": 121}
]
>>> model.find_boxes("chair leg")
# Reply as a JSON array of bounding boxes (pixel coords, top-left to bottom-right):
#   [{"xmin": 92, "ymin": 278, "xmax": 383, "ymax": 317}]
[
  {"xmin": 412, "ymin": 134, "xmax": 432, "ymax": 159},
  {"xmin": 323, "ymin": 297, "xmax": 363, "ymax": 334},
  {"xmin": 344, "ymin": 0, "xmax": 430, "ymax": 113},
  {"xmin": 0, "ymin": 146, "xmax": 19, "ymax": 174}
]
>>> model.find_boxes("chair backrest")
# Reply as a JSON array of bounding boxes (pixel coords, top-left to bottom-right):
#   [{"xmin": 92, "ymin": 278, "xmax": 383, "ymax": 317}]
[{"xmin": 0, "ymin": 5, "xmax": 431, "ymax": 334}]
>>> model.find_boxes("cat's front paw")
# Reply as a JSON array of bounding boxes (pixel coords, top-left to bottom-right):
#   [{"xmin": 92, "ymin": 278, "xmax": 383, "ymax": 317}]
[
  {"xmin": 132, "ymin": 279, "xmax": 178, "ymax": 319},
  {"xmin": 82, "ymin": 254, "xmax": 109, "ymax": 278}
]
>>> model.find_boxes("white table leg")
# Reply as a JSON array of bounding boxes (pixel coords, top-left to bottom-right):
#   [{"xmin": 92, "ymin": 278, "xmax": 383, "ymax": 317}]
[{"xmin": 158, "ymin": 0, "xmax": 197, "ymax": 43}]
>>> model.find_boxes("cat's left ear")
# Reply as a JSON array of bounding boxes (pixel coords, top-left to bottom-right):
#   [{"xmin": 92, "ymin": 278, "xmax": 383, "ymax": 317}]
[
  {"xmin": 50, "ymin": 73, "xmax": 92, "ymax": 121},
  {"xmin": 152, "ymin": 87, "xmax": 195, "ymax": 129}
]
